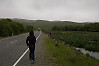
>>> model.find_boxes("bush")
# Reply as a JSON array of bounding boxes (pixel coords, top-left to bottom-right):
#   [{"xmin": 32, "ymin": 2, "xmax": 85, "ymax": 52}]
[
  {"xmin": 26, "ymin": 26, "xmax": 34, "ymax": 31},
  {"xmin": 0, "ymin": 19, "xmax": 26, "ymax": 37}
]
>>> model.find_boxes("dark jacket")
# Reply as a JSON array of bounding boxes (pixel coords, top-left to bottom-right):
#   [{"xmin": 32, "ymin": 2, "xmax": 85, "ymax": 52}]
[{"xmin": 26, "ymin": 36, "xmax": 36, "ymax": 47}]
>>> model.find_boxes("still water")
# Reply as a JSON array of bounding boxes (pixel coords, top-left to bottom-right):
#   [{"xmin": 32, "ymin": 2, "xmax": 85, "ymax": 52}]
[{"xmin": 76, "ymin": 48, "xmax": 99, "ymax": 59}]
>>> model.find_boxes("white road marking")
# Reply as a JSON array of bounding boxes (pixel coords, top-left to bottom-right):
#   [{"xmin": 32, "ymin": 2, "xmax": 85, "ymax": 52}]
[
  {"xmin": 10, "ymin": 40, "xmax": 18, "ymax": 44},
  {"xmin": 13, "ymin": 31, "xmax": 41, "ymax": 66}
]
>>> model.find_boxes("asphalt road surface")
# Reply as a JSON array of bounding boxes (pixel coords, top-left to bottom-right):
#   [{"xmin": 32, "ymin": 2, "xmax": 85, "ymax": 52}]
[{"xmin": 0, "ymin": 31, "xmax": 41, "ymax": 66}]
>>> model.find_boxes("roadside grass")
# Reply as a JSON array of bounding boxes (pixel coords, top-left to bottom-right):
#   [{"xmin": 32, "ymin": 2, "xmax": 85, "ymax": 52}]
[
  {"xmin": 0, "ymin": 37, "xmax": 8, "ymax": 39},
  {"xmin": 0, "ymin": 32, "xmax": 28, "ymax": 40},
  {"xmin": 43, "ymin": 34, "xmax": 99, "ymax": 66}
]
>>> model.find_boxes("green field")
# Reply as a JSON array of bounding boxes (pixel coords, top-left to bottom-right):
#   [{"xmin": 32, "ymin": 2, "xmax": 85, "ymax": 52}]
[
  {"xmin": 50, "ymin": 31, "xmax": 99, "ymax": 52},
  {"xmin": 44, "ymin": 34, "xmax": 99, "ymax": 66}
]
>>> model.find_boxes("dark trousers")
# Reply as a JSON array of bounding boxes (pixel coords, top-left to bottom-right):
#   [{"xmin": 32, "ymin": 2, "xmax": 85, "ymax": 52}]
[{"xmin": 29, "ymin": 46, "xmax": 35, "ymax": 60}]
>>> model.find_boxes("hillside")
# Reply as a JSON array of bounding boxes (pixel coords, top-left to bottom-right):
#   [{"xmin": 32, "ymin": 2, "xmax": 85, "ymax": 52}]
[{"xmin": 12, "ymin": 18, "xmax": 84, "ymax": 30}]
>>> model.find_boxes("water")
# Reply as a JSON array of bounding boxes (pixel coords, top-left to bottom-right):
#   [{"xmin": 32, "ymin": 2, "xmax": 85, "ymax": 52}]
[{"xmin": 76, "ymin": 48, "xmax": 99, "ymax": 59}]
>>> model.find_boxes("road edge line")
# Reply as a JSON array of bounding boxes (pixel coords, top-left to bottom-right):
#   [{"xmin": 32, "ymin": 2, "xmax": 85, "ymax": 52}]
[{"xmin": 13, "ymin": 31, "xmax": 41, "ymax": 66}]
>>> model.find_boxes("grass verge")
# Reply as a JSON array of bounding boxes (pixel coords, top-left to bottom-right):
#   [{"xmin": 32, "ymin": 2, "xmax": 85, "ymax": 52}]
[
  {"xmin": 0, "ymin": 32, "xmax": 28, "ymax": 40},
  {"xmin": 43, "ymin": 33, "xmax": 99, "ymax": 66}
]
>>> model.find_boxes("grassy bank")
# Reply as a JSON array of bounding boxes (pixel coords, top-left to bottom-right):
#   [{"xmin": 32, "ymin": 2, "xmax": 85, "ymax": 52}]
[
  {"xmin": 44, "ymin": 34, "xmax": 99, "ymax": 66},
  {"xmin": 51, "ymin": 31, "xmax": 99, "ymax": 52}
]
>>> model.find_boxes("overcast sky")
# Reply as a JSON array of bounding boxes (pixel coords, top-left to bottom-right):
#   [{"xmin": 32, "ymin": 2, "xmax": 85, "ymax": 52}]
[{"xmin": 0, "ymin": 0, "xmax": 99, "ymax": 22}]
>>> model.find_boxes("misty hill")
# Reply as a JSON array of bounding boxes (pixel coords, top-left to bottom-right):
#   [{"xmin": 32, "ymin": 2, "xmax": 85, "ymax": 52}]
[{"xmin": 12, "ymin": 18, "xmax": 84, "ymax": 30}]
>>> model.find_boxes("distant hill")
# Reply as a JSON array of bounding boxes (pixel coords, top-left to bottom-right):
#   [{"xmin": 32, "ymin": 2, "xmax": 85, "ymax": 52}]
[{"xmin": 12, "ymin": 18, "xmax": 85, "ymax": 30}]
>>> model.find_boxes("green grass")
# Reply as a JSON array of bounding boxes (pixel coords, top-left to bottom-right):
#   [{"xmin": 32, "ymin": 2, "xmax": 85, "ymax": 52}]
[
  {"xmin": 51, "ymin": 31, "xmax": 99, "ymax": 52},
  {"xmin": 44, "ymin": 34, "xmax": 99, "ymax": 66},
  {"xmin": 0, "ymin": 32, "xmax": 28, "ymax": 40},
  {"xmin": 0, "ymin": 37, "xmax": 7, "ymax": 39}
]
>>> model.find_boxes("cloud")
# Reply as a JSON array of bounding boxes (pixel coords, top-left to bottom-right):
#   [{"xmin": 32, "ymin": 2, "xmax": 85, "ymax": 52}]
[{"xmin": 0, "ymin": 0, "xmax": 99, "ymax": 22}]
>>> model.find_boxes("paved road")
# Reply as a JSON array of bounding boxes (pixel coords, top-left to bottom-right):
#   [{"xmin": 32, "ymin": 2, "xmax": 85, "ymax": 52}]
[
  {"xmin": 0, "ymin": 31, "xmax": 40, "ymax": 66},
  {"xmin": 16, "ymin": 32, "xmax": 52, "ymax": 66}
]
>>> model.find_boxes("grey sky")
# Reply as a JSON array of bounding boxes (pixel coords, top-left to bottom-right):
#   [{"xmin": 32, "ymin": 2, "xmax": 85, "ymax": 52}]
[{"xmin": 0, "ymin": 0, "xmax": 99, "ymax": 22}]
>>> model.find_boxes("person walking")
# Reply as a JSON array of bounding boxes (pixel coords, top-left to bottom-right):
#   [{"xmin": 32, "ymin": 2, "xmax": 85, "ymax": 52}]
[{"xmin": 26, "ymin": 31, "xmax": 36, "ymax": 63}]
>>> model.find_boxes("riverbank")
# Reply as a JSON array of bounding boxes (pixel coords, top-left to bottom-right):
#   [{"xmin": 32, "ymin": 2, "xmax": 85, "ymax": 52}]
[
  {"xmin": 76, "ymin": 47, "xmax": 99, "ymax": 59},
  {"xmin": 44, "ymin": 33, "xmax": 99, "ymax": 66}
]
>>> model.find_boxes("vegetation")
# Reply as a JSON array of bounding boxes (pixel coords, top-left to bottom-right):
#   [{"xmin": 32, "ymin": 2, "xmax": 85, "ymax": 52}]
[
  {"xmin": 26, "ymin": 26, "xmax": 34, "ymax": 32},
  {"xmin": 52, "ymin": 23, "xmax": 99, "ymax": 32},
  {"xmin": 12, "ymin": 18, "xmax": 99, "ymax": 31},
  {"xmin": 50, "ymin": 31, "xmax": 99, "ymax": 52},
  {"xmin": 44, "ymin": 34, "xmax": 99, "ymax": 66},
  {"xmin": 0, "ymin": 19, "xmax": 34, "ymax": 37},
  {"xmin": 50, "ymin": 23, "xmax": 99, "ymax": 52},
  {"xmin": 12, "ymin": 18, "xmax": 83, "ymax": 30}
]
